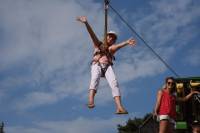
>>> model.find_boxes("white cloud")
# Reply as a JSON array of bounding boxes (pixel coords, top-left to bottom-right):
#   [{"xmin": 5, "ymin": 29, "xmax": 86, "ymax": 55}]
[
  {"xmin": 0, "ymin": 0, "xmax": 199, "ymax": 111},
  {"xmin": 135, "ymin": 0, "xmax": 200, "ymax": 48},
  {"xmin": 185, "ymin": 47, "xmax": 200, "ymax": 66},
  {"xmin": 6, "ymin": 117, "xmax": 127, "ymax": 133},
  {"xmin": 115, "ymin": 0, "xmax": 200, "ymax": 80},
  {"xmin": 0, "ymin": 0, "xmax": 199, "ymax": 132},
  {"xmin": 116, "ymin": 53, "xmax": 165, "ymax": 82},
  {"xmin": 0, "ymin": 0, "xmax": 119, "ymax": 110}
]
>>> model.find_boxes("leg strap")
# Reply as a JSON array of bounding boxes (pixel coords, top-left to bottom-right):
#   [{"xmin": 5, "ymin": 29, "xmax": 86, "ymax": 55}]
[{"xmin": 99, "ymin": 63, "xmax": 110, "ymax": 77}]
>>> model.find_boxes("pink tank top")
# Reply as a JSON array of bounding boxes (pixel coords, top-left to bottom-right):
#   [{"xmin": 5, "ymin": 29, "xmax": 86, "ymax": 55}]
[{"xmin": 159, "ymin": 89, "xmax": 176, "ymax": 119}]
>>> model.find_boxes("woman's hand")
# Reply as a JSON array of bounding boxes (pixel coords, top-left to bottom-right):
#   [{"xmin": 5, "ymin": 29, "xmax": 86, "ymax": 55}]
[
  {"xmin": 153, "ymin": 109, "xmax": 158, "ymax": 120},
  {"xmin": 76, "ymin": 16, "xmax": 87, "ymax": 23},
  {"xmin": 126, "ymin": 38, "xmax": 136, "ymax": 46}
]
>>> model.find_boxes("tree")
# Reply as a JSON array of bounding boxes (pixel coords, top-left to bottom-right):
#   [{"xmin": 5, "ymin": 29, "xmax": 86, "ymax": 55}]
[
  {"xmin": 117, "ymin": 113, "xmax": 158, "ymax": 133},
  {"xmin": 0, "ymin": 122, "xmax": 4, "ymax": 133}
]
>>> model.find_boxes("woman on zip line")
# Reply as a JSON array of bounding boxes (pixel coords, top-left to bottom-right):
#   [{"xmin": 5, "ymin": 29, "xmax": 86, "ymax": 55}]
[{"xmin": 77, "ymin": 16, "xmax": 136, "ymax": 114}]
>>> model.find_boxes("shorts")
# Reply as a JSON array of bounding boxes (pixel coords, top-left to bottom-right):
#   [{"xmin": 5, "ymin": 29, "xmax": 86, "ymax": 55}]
[{"xmin": 157, "ymin": 115, "xmax": 175, "ymax": 124}]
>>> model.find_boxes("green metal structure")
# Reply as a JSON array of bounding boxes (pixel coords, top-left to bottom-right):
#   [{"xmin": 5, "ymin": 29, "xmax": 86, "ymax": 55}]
[{"xmin": 175, "ymin": 77, "xmax": 200, "ymax": 132}]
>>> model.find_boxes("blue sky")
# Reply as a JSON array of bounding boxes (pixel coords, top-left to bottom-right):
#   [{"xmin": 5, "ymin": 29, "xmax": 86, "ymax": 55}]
[{"xmin": 0, "ymin": 0, "xmax": 200, "ymax": 132}]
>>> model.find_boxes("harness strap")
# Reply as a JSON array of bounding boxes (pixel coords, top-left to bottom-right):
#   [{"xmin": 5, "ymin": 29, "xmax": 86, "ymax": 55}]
[
  {"xmin": 93, "ymin": 47, "xmax": 115, "ymax": 65},
  {"xmin": 90, "ymin": 61, "xmax": 111, "ymax": 78},
  {"xmin": 98, "ymin": 63, "xmax": 110, "ymax": 77}
]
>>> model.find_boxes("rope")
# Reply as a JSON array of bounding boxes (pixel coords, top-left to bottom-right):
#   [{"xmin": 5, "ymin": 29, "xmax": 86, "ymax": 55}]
[
  {"xmin": 108, "ymin": 4, "xmax": 180, "ymax": 78},
  {"xmin": 103, "ymin": 0, "xmax": 109, "ymax": 49}
]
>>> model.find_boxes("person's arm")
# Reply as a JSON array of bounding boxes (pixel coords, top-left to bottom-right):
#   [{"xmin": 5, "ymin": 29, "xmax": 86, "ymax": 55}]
[
  {"xmin": 177, "ymin": 90, "xmax": 200, "ymax": 102},
  {"xmin": 153, "ymin": 89, "xmax": 163, "ymax": 116},
  {"xmin": 109, "ymin": 38, "xmax": 136, "ymax": 54},
  {"xmin": 77, "ymin": 16, "xmax": 101, "ymax": 48}
]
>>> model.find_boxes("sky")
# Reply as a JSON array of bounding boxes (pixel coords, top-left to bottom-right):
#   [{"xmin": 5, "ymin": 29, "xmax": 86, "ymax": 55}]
[{"xmin": 0, "ymin": 0, "xmax": 200, "ymax": 133}]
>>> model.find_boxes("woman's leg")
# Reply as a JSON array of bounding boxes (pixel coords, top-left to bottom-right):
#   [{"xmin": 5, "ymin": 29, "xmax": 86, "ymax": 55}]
[
  {"xmin": 105, "ymin": 66, "xmax": 127, "ymax": 114},
  {"xmin": 88, "ymin": 64, "xmax": 101, "ymax": 108},
  {"xmin": 159, "ymin": 120, "xmax": 169, "ymax": 133},
  {"xmin": 88, "ymin": 89, "xmax": 96, "ymax": 108},
  {"xmin": 114, "ymin": 96, "xmax": 128, "ymax": 114}
]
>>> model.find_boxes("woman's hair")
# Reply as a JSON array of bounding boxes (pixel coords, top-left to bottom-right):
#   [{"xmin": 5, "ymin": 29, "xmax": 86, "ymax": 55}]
[
  {"xmin": 165, "ymin": 76, "xmax": 175, "ymax": 83},
  {"xmin": 165, "ymin": 76, "xmax": 176, "ymax": 92}
]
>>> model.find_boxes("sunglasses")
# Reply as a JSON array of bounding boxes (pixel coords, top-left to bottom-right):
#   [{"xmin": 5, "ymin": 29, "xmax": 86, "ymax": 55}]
[{"xmin": 167, "ymin": 81, "xmax": 174, "ymax": 85}]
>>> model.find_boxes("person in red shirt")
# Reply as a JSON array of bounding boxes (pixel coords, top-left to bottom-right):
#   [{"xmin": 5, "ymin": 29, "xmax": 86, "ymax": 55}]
[{"xmin": 154, "ymin": 77, "xmax": 199, "ymax": 133}]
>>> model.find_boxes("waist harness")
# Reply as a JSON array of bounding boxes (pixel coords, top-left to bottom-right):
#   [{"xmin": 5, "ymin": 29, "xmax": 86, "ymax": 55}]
[{"xmin": 92, "ymin": 43, "xmax": 115, "ymax": 77}]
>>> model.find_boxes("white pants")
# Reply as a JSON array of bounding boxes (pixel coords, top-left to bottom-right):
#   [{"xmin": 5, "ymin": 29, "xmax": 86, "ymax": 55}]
[{"xmin": 89, "ymin": 63, "xmax": 121, "ymax": 97}]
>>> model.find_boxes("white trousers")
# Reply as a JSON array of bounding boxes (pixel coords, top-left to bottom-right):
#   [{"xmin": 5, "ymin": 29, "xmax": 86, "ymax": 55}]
[{"xmin": 89, "ymin": 63, "xmax": 121, "ymax": 97}]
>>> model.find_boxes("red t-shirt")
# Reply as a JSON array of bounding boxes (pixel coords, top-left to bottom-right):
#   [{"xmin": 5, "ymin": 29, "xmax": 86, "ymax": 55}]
[{"xmin": 159, "ymin": 89, "xmax": 176, "ymax": 119}]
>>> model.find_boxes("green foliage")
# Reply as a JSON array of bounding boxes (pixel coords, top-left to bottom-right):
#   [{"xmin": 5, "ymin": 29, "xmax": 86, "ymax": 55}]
[
  {"xmin": 117, "ymin": 118, "xmax": 143, "ymax": 133},
  {"xmin": 117, "ymin": 113, "xmax": 158, "ymax": 133}
]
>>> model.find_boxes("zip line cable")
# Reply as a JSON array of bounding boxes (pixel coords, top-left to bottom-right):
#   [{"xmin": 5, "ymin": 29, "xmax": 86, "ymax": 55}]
[{"xmin": 108, "ymin": 4, "xmax": 180, "ymax": 77}]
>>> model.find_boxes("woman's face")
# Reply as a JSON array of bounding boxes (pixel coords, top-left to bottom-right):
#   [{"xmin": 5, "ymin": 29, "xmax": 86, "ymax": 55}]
[
  {"xmin": 166, "ymin": 79, "xmax": 175, "ymax": 91},
  {"xmin": 193, "ymin": 126, "xmax": 200, "ymax": 133},
  {"xmin": 107, "ymin": 34, "xmax": 116, "ymax": 45}
]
